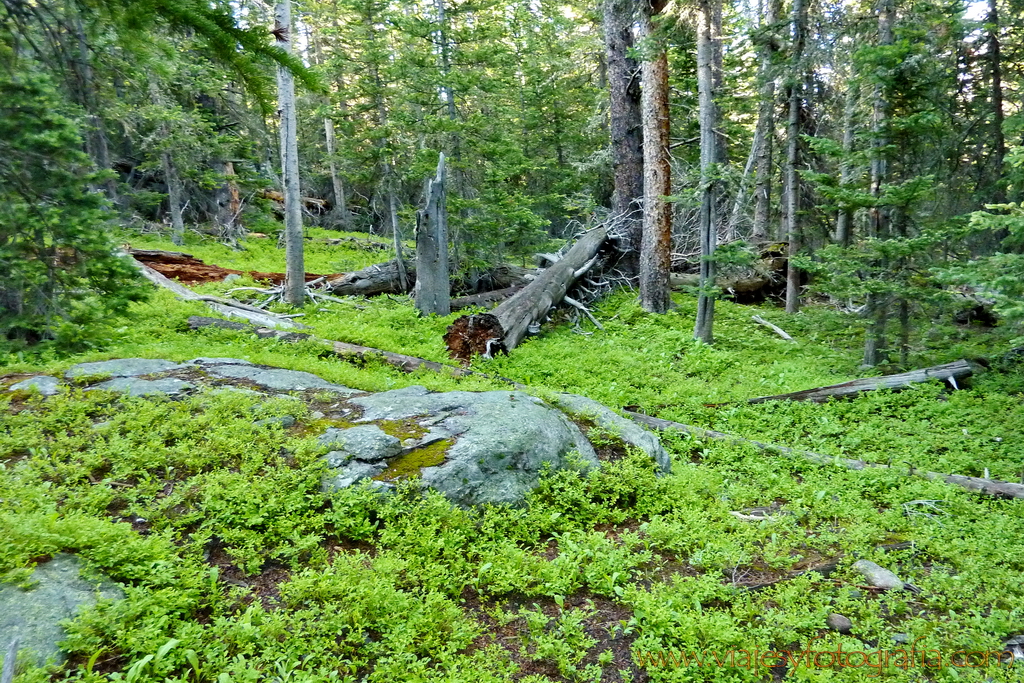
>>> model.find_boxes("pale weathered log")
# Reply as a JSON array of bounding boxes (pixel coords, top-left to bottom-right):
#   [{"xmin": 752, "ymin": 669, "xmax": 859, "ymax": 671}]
[
  {"xmin": 751, "ymin": 314, "xmax": 795, "ymax": 342},
  {"xmin": 1, "ymin": 638, "xmax": 17, "ymax": 683},
  {"xmin": 415, "ymin": 153, "xmax": 450, "ymax": 316},
  {"xmin": 746, "ymin": 359, "xmax": 976, "ymax": 404},
  {"xmin": 450, "ymin": 285, "xmax": 525, "ymax": 311},
  {"xmin": 443, "ymin": 226, "xmax": 608, "ymax": 361},
  {"xmin": 624, "ymin": 410, "xmax": 1024, "ymax": 500},
  {"xmin": 127, "ymin": 256, "xmax": 303, "ymax": 329},
  {"xmin": 326, "ymin": 259, "xmax": 416, "ymax": 296}
]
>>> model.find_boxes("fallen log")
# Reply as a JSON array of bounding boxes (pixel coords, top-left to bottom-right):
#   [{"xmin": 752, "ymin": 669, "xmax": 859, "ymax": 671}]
[
  {"xmin": 187, "ymin": 316, "xmax": 524, "ymax": 387},
  {"xmin": 325, "ymin": 258, "xmax": 415, "ymax": 296},
  {"xmin": 450, "ymin": 285, "xmax": 525, "ymax": 311},
  {"xmin": 746, "ymin": 359, "xmax": 977, "ymax": 404},
  {"xmin": 623, "ymin": 410, "xmax": 1024, "ymax": 500},
  {"xmin": 127, "ymin": 248, "xmax": 342, "ymax": 286},
  {"xmin": 127, "ymin": 257, "xmax": 304, "ymax": 329},
  {"xmin": 444, "ymin": 226, "xmax": 608, "ymax": 361}
]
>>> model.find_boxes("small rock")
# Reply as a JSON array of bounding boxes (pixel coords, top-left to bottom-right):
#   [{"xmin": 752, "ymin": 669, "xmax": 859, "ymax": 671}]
[
  {"xmin": 65, "ymin": 358, "xmax": 184, "ymax": 379},
  {"xmin": 318, "ymin": 425, "xmax": 402, "ymax": 463},
  {"xmin": 190, "ymin": 357, "xmax": 252, "ymax": 366},
  {"xmin": 827, "ymin": 613, "xmax": 853, "ymax": 634},
  {"xmin": 91, "ymin": 421, "xmax": 111, "ymax": 431},
  {"xmin": 9, "ymin": 376, "xmax": 61, "ymax": 396},
  {"xmin": 87, "ymin": 378, "xmax": 194, "ymax": 397},
  {"xmin": 853, "ymin": 560, "xmax": 906, "ymax": 591},
  {"xmin": 1005, "ymin": 635, "xmax": 1024, "ymax": 646},
  {"xmin": 324, "ymin": 450, "xmax": 353, "ymax": 468},
  {"xmin": 893, "ymin": 633, "xmax": 911, "ymax": 645},
  {"xmin": 310, "ymin": 410, "xmax": 326, "ymax": 419},
  {"xmin": 322, "ymin": 460, "xmax": 386, "ymax": 491},
  {"xmin": 254, "ymin": 415, "xmax": 297, "ymax": 428},
  {"xmin": 222, "ymin": 273, "xmax": 243, "ymax": 283}
]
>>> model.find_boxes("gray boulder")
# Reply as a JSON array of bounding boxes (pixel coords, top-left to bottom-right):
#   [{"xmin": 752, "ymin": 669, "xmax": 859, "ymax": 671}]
[
  {"xmin": 319, "ymin": 425, "xmax": 402, "ymax": 463},
  {"xmin": 348, "ymin": 387, "xmax": 598, "ymax": 507},
  {"xmin": 9, "ymin": 376, "xmax": 61, "ymax": 396},
  {"xmin": 205, "ymin": 364, "xmax": 358, "ymax": 395},
  {"xmin": 852, "ymin": 560, "xmax": 907, "ymax": 591},
  {"xmin": 551, "ymin": 393, "xmax": 671, "ymax": 473},
  {"xmin": 322, "ymin": 460, "xmax": 387, "ymax": 490},
  {"xmin": 88, "ymin": 378, "xmax": 194, "ymax": 397},
  {"xmin": 65, "ymin": 359, "xmax": 183, "ymax": 379},
  {"xmin": 0, "ymin": 554, "xmax": 124, "ymax": 667}
]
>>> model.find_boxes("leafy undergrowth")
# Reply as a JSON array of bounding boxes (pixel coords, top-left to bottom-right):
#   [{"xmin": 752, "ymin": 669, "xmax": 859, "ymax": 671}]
[{"xmin": 2, "ymin": 236, "xmax": 1023, "ymax": 682}]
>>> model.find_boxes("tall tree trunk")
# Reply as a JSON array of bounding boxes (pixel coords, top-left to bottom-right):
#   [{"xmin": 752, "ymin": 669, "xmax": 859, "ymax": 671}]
[
  {"xmin": 863, "ymin": 0, "xmax": 894, "ymax": 367},
  {"xmin": 783, "ymin": 0, "xmax": 806, "ymax": 314},
  {"xmin": 74, "ymin": 14, "xmax": 118, "ymax": 204},
  {"xmin": 324, "ymin": 116, "xmax": 350, "ymax": 229},
  {"xmin": 834, "ymin": 84, "xmax": 858, "ymax": 247},
  {"xmin": 149, "ymin": 81, "xmax": 185, "ymax": 246},
  {"xmin": 603, "ymin": 0, "xmax": 644, "ymax": 277},
  {"xmin": 752, "ymin": 0, "xmax": 781, "ymax": 241},
  {"xmin": 275, "ymin": 0, "xmax": 306, "ymax": 307},
  {"xmin": 695, "ymin": 0, "xmax": 720, "ymax": 343},
  {"xmin": 638, "ymin": 3, "xmax": 672, "ymax": 314},
  {"xmin": 213, "ymin": 160, "xmax": 243, "ymax": 244},
  {"xmin": 987, "ymin": 0, "xmax": 1006, "ymax": 203}
]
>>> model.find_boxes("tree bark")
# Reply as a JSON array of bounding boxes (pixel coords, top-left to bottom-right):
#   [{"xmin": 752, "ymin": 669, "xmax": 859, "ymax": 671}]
[
  {"xmin": 751, "ymin": 0, "xmax": 781, "ymax": 241},
  {"xmin": 783, "ymin": 0, "xmax": 806, "ymax": 314},
  {"xmin": 694, "ymin": 0, "xmax": 721, "ymax": 343},
  {"xmin": 444, "ymin": 226, "xmax": 608, "ymax": 361},
  {"xmin": 638, "ymin": 5, "xmax": 672, "ymax": 314},
  {"xmin": 275, "ymin": 0, "xmax": 306, "ymax": 307},
  {"xmin": 834, "ymin": 84, "xmax": 858, "ymax": 247},
  {"xmin": 863, "ymin": 0, "xmax": 894, "ymax": 367},
  {"xmin": 987, "ymin": 0, "xmax": 1006, "ymax": 203},
  {"xmin": 603, "ymin": 0, "xmax": 644, "ymax": 276},
  {"xmin": 213, "ymin": 160, "xmax": 243, "ymax": 243},
  {"xmin": 324, "ymin": 116, "xmax": 350, "ymax": 229},
  {"xmin": 415, "ymin": 154, "xmax": 451, "ymax": 316}
]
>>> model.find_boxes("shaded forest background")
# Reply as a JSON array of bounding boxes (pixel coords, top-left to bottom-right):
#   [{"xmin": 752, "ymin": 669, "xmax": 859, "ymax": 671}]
[{"xmin": 1, "ymin": 0, "xmax": 1023, "ymax": 361}]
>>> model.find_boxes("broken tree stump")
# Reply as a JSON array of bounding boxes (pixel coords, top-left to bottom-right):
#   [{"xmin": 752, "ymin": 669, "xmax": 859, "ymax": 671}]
[
  {"xmin": 745, "ymin": 359, "xmax": 977, "ymax": 404},
  {"xmin": 415, "ymin": 153, "xmax": 450, "ymax": 316},
  {"xmin": 443, "ymin": 226, "xmax": 608, "ymax": 361}
]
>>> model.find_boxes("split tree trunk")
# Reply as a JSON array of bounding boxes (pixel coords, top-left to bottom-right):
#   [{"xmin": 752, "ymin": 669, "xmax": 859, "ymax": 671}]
[
  {"xmin": 324, "ymin": 116, "xmax": 350, "ymax": 229},
  {"xmin": 275, "ymin": 0, "xmax": 306, "ymax": 307},
  {"xmin": 783, "ymin": 0, "xmax": 806, "ymax": 314},
  {"xmin": 213, "ymin": 160, "xmax": 243, "ymax": 243},
  {"xmin": 444, "ymin": 226, "xmax": 608, "ymax": 361},
  {"xmin": 602, "ymin": 0, "xmax": 644, "ymax": 276},
  {"xmin": 834, "ymin": 85, "xmax": 858, "ymax": 247},
  {"xmin": 415, "ymin": 154, "xmax": 450, "ymax": 316},
  {"xmin": 745, "ymin": 359, "xmax": 976, "ymax": 404},
  {"xmin": 638, "ymin": 3, "xmax": 672, "ymax": 314}
]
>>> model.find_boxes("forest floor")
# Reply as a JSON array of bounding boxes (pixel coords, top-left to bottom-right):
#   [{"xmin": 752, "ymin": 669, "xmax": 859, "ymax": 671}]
[{"xmin": 2, "ymin": 229, "xmax": 1023, "ymax": 683}]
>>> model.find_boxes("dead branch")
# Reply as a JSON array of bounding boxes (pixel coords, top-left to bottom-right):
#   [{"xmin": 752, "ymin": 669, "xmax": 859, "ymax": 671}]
[{"xmin": 751, "ymin": 314, "xmax": 795, "ymax": 342}]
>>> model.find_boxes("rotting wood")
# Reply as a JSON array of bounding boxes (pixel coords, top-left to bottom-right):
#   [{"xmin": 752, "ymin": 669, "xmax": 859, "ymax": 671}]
[
  {"xmin": 444, "ymin": 226, "xmax": 608, "ymax": 361},
  {"xmin": 187, "ymin": 316, "xmax": 524, "ymax": 388},
  {"xmin": 623, "ymin": 410, "xmax": 1024, "ymax": 500},
  {"xmin": 751, "ymin": 315, "xmax": 795, "ymax": 342},
  {"xmin": 128, "ymin": 257, "xmax": 304, "ymax": 329},
  {"xmin": 127, "ymin": 248, "xmax": 342, "ymax": 286},
  {"xmin": 745, "ymin": 359, "xmax": 976, "ymax": 404}
]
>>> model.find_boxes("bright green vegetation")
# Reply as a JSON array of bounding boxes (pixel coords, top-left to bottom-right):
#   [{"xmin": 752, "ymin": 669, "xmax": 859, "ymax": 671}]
[{"xmin": 2, "ymin": 257, "xmax": 1023, "ymax": 681}]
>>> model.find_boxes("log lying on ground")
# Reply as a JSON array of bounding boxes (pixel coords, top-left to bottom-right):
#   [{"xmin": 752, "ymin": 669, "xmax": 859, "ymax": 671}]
[
  {"xmin": 128, "ymin": 258, "xmax": 304, "ymax": 329},
  {"xmin": 127, "ymin": 248, "xmax": 341, "ymax": 286},
  {"xmin": 746, "ymin": 359, "xmax": 977, "ymax": 404},
  {"xmin": 444, "ymin": 226, "xmax": 608, "ymax": 361},
  {"xmin": 187, "ymin": 316, "xmax": 525, "ymax": 387},
  {"xmin": 326, "ymin": 259, "xmax": 416, "ymax": 296},
  {"xmin": 450, "ymin": 285, "xmax": 526, "ymax": 311},
  {"xmin": 624, "ymin": 410, "xmax": 1024, "ymax": 500}
]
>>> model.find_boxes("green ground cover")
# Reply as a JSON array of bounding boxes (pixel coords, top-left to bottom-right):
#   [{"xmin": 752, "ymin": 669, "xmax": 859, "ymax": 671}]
[{"xmin": 1, "ymin": 234, "xmax": 1022, "ymax": 682}]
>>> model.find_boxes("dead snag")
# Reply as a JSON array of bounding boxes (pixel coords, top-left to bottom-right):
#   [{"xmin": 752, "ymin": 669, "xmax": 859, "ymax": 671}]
[
  {"xmin": 415, "ymin": 153, "xmax": 450, "ymax": 316},
  {"xmin": 444, "ymin": 226, "xmax": 608, "ymax": 361},
  {"xmin": 746, "ymin": 359, "xmax": 977, "ymax": 404}
]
